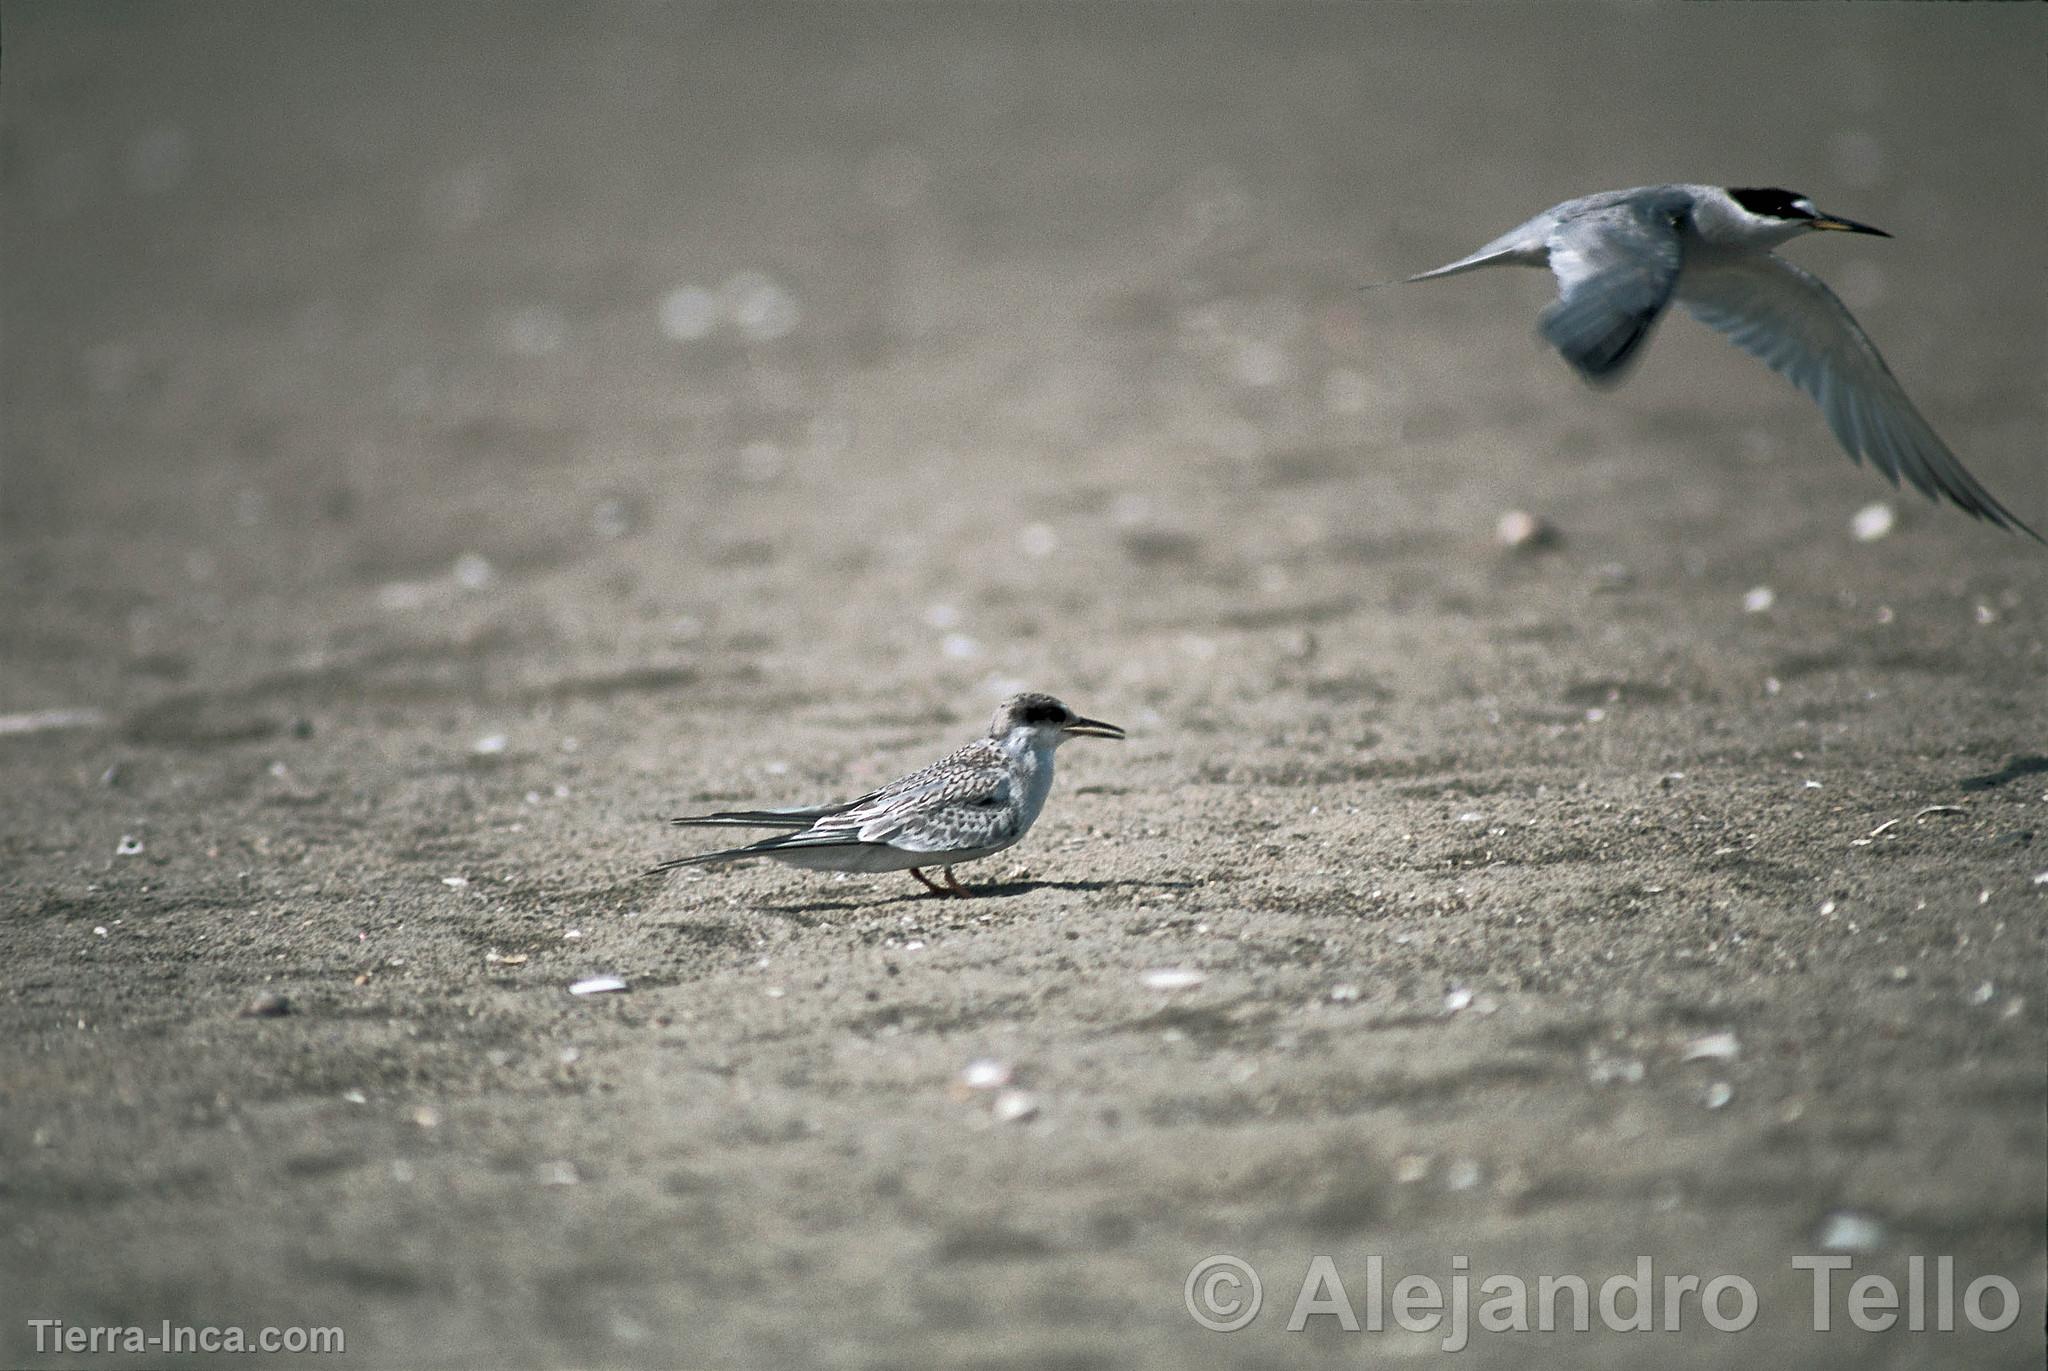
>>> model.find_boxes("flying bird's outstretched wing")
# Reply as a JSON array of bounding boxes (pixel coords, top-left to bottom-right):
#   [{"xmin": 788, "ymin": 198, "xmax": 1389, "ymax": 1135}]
[
  {"xmin": 1679, "ymin": 254, "xmax": 2043, "ymax": 541},
  {"xmin": 1539, "ymin": 201, "xmax": 1686, "ymax": 385}
]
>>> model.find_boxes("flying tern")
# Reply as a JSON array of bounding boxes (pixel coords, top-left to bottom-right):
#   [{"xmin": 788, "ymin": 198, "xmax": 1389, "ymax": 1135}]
[{"xmin": 1409, "ymin": 184, "xmax": 2040, "ymax": 540}]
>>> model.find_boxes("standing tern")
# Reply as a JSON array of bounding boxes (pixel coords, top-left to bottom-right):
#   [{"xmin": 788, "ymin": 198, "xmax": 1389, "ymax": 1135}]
[
  {"xmin": 1408, "ymin": 185, "xmax": 2041, "ymax": 541},
  {"xmin": 651, "ymin": 693, "xmax": 1125, "ymax": 897}
]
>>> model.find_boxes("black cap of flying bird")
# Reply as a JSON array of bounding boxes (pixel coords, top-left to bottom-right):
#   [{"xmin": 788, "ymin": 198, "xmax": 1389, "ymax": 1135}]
[
  {"xmin": 1725, "ymin": 186, "xmax": 1890, "ymax": 237},
  {"xmin": 1404, "ymin": 183, "xmax": 2041, "ymax": 542},
  {"xmin": 650, "ymin": 693, "xmax": 1124, "ymax": 898}
]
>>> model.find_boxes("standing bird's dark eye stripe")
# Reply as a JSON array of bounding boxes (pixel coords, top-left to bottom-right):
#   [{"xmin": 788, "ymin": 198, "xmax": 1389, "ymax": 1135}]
[{"xmin": 1728, "ymin": 187, "xmax": 1814, "ymax": 220}]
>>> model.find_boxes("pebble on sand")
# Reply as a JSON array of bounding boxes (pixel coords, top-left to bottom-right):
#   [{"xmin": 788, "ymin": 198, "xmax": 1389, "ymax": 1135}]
[
  {"xmin": 1681, "ymin": 1030, "xmax": 1741, "ymax": 1064},
  {"xmin": 1587, "ymin": 1053, "xmax": 1645, "ymax": 1086},
  {"xmin": 0, "ymin": 707, "xmax": 107, "ymax": 736},
  {"xmin": 992, "ymin": 1090, "xmax": 1039, "ymax": 1124},
  {"xmin": 960, "ymin": 1059, "xmax": 1013, "ymax": 1091},
  {"xmin": 241, "ymin": 992, "xmax": 292, "ymax": 1018},
  {"xmin": 1817, "ymin": 1211, "xmax": 1886, "ymax": 1253},
  {"xmin": 568, "ymin": 976, "xmax": 629, "ymax": 996},
  {"xmin": 1495, "ymin": 509, "xmax": 1560, "ymax": 552},
  {"xmin": 1851, "ymin": 502, "xmax": 1896, "ymax": 542},
  {"xmin": 1139, "ymin": 968, "xmax": 1205, "ymax": 991}
]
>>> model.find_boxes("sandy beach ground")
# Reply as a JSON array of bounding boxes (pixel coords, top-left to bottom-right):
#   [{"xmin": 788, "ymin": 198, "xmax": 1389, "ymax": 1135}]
[{"xmin": 3, "ymin": 5, "xmax": 2044, "ymax": 1367}]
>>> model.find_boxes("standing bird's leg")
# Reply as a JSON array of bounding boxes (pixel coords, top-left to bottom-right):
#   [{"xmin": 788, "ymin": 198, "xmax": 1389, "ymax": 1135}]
[
  {"xmin": 939, "ymin": 867, "xmax": 974, "ymax": 898},
  {"xmin": 908, "ymin": 867, "xmax": 949, "ymax": 897}
]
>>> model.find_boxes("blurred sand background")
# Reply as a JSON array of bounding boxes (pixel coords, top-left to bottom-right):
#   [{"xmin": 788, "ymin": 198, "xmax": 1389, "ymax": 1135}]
[{"xmin": 3, "ymin": 4, "xmax": 2044, "ymax": 1367}]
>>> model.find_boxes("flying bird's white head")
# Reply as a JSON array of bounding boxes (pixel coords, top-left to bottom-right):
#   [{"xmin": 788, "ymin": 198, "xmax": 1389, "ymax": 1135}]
[
  {"xmin": 1719, "ymin": 186, "xmax": 1891, "ymax": 247},
  {"xmin": 988, "ymin": 693, "xmax": 1125, "ymax": 755}
]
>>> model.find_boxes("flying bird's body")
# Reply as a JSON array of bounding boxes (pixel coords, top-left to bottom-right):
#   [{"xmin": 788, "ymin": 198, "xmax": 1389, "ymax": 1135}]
[
  {"xmin": 651, "ymin": 693, "xmax": 1124, "ymax": 897},
  {"xmin": 1410, "ymin": 184, "xmax": 2040, "ymax": 541}
]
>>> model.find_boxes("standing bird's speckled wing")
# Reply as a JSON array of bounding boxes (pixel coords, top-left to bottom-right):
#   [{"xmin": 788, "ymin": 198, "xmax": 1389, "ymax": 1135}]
[
  {"xmin": 665, "ymin": 738, "xmax": 1026, "ymax": 867},
  {"xmin": 672, "ymin": 739, "xmax": 1008, "ymax": 832},
  {"xmin": 1679, "ymin": 254, "xmax": 2044, "ymax": 542},
  {"xmin": 821, "ymin": 738, "xmax": 1025, "ymax": 854},
  {"xmin": 651, "ymin": 690, "xmax": 1121, "ymax": 886},
  {"xmin": 1539, "ymin": 198, "xmax": 1688, "ymax": 386}
]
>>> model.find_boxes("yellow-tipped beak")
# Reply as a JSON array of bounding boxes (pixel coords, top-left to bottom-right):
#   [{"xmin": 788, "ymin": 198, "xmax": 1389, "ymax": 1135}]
[{"xmin": 1810, "ymin": 213, "xmax": 1890, "ymax": 238}]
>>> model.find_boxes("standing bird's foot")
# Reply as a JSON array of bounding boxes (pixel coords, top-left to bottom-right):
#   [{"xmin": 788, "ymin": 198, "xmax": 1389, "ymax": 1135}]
[
  {"xmin": 939, "ymin": 867, "xmax": 974, "ymax": 898},
  {"xmin": 908, "ymin": 867, "xmax": 952, "ymax": 898}
]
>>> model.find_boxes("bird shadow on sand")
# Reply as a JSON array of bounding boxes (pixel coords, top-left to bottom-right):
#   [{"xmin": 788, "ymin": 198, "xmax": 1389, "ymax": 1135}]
[
  {"xmin": 971, "ymin": 876, "xmax": 1198, "ymax": 899},
  {"xmin": 754, "ymin": 876, "xmax": 1196, "ymax": 916},
  {"xmin": 1957, "ymin": 754, "xmax": 2048, "ymax": 791}
]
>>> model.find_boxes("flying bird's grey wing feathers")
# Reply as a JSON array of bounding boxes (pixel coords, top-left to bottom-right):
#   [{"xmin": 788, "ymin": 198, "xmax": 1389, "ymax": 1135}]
[
  {"xmin": 1539, "ymin": 202, "xmax": 1685, "ymax": 386},
  {"xmin": 1680, "ymin": 254, "xmax": 2044, "ymax": 541}
]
